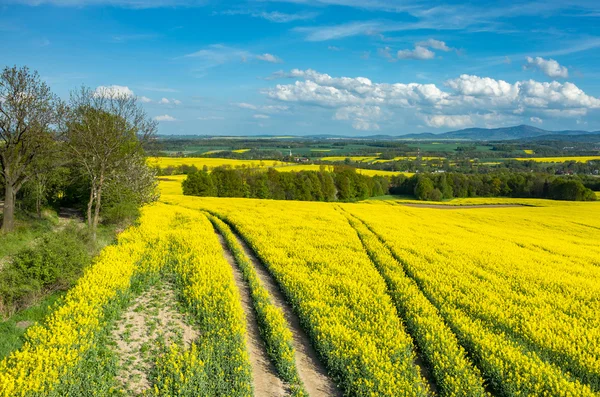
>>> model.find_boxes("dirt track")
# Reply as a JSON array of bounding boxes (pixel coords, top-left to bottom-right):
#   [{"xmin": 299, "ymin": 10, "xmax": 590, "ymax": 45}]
[
  {"xmin": 215, "ymin": 232, "xmax": 288, "ymax": 397},
  {"xmin": 231, "ymin": 232, "xmax": 342, "ymax": 397}
]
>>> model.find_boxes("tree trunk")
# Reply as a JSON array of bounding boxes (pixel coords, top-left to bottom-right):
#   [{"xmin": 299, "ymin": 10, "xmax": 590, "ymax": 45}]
[
  {"xmin": 92, "ymin": 178, "xmax": 104, "ymax": 241},
  {"xmin": 1, "ymin": 183, "xmax": 15, "ymax": 233},
  {"xmin": 87, "ymin": 184, "xmax": 95, "ymax": 229}
]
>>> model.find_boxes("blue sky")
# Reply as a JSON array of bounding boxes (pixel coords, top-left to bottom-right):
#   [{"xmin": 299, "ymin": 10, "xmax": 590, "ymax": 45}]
[{"xmin": 2, "ymin": 0, "xmax": 600, "ymax": 136}]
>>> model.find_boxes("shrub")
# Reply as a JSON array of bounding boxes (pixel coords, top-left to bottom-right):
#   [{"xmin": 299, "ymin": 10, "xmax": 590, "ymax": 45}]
[
  {"xmin": 0, "ymin": 226, "xmax": 91, "ymax": 316},
  {"xmin": 102, "ymin": 201, "xmax": 140, "ymax": 225}
]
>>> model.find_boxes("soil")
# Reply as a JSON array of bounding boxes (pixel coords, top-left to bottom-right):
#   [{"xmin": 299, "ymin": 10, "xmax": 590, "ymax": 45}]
[
  {"xmin": 110, "ymin": 281, "xmax": 198, "ymax": 396},
  {"xmin": 216, "ymin": 232, "xmax": 289, "ymax": 397},
  {"xmin": 15, "ymin": 320, "xmax": 33, "ymax": 329},
  {"xmin": 226, "ymin": 231, "xmax": 342, "ymax": 397}
]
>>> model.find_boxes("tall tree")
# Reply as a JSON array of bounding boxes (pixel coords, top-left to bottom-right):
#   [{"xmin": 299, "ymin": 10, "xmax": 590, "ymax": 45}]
[
  {"xmin": 66, "ymin": 86, "xmax": 156, "ymax": 238},
  {"xmin": 0, "ymin": 66, "xmax": 64, "ymax": 232}
]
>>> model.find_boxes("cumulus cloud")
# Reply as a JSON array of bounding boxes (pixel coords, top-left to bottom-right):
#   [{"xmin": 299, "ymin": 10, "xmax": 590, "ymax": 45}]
[
  {"xmin": 530, "ymin": 116, "xmax": 543, "ymax": 123},
  {"xmin": 397, "ymin": 46, "xmax": 435, "ymax": 60},
  {"xmin": 173, "ymin": 99, "xmax": 182, "ymax": 105},
  {"xmin": 94, "ymin": 85, "xmax": 134, "ymax": 98},
  {"xmin": 334, "ymin": 106, "xmax": 382, "ymax": 131},
  {"xmin": 159, "ymin": 97, "xmax": 170, "ymax": 104},
  {"xmin": 138, "ymin": 96, "xmax": 152, "ymax": 103},
  {"xmin": 264, "ymin": 69, "xmax": 600, "ymax": 130},
  {"xmin": 154, "ymin": 114, "xmax": 177, "ymax": 122},
  {"xmin": 425, "ymin": 115, "xmax": 473, "ymax": 128},
  {"xmin": 416, "ymin": 39, "xmax": 451, "ymax": 52},
  {"xmin": 256, "ymin": 53, "xmax": 283, "ymax": 63},
  {"xmin": 253, "ymin": 114, "xmax": 270, "ymax": 119},
  {"xmin": 524, "ymin": 56, "xmax": 568, "ymax": 78}
]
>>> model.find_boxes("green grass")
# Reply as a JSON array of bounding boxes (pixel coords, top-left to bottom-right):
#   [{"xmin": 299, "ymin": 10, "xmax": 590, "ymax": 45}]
[
  {"xmin": 0, "ymin": 290, "xmax": 66, "ymax": 359},
  {"xmin": 0, "ymin": 211, "xmax": 59, "ymax": 259}
]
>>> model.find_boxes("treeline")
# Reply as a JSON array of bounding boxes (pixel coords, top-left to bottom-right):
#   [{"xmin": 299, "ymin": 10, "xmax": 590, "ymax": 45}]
[
  {"xmin": 0, "ymin": 65, "xmax": 157, "ymax": 235},
  {"xmin": 391, "ymin": 172, "xmax": 597, "ymax": 201},
  {"xmin": 183, "ymin": 166, "xmax": 389, "ymax": 202}
]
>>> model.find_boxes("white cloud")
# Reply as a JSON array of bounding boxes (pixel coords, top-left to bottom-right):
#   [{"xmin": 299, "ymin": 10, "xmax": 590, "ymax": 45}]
[
  {"xmin": 425, "ymin": 115, "xmax": 473, "ymax": 128},
  {"xmin": 524, "ymin": 56, "xmax": 568, "ymax": 78},
  {"xmin": 219, "ymin": 9, "xmax": 318, "ymax": 23},
  {"xmin": 256, "ymin": 53, "xmax": 283, "ymax": 63},
  {"xmin": 328, "ymin": 46, "xmax": 342, "ymax": 51},
  {"xmin": 173, "ymin": 99, "xmax": 182, "ymax": 105},
  {"xmin": 138, "ymin": 96, "xmax": 152, "ymax": 103},
  {"xmin": 154, "ymin": 114, "xmax": 177, "ymax": 122},
  {"xmin": 158, "ymin": 97, "xmax": 170, "ymax": 104},
  {"xmin": 257, "ymin": 11, "xmax": 318, "ymax": 23},
  {"xmin": 445, "ymin": 75, "xmax": 519, "ymax": 98},
  {"xmin": 236, "ymin": 102, "xmax": 288, "ymax": 113},
  {"xmin": 237, "ymin": 102, "xmax": 258, "ymax": 110},
  {"xmin": 530, "ymin": 116, "xmax": 543, "ymax": 123},
  {"xmin": 264, "ymin": 69, "xmax": 600, "ymax": 130},
  {"xmin": 94, "ymin": 85, "xmax": 134, "ymax": 98},
  {"xmin": 397, "ymin": 46, "xmax": 435, "ymax": 60},
  {"xmin": 416, "ymin": 39, "xmax": 451, "ymax": 51},
  {"xmin": 253, "ymin": 114, "xmax": 270, "ymax": 119},
  {"xmin": 334, "ymin": 106, "xmax": 382, "ymax": 131}
]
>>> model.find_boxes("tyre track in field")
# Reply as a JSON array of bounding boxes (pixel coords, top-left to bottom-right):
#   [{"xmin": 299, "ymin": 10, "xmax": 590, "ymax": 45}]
[
  {"xmin": 338, "ymin": 207, "xmax": 498, "ymax": 397},
  {"xmin": 214, "ymin": 230, "xmax": 288, "ymax": 397},
  {"xmin": 337, "ymin": 208, "xmax": 439, "ymax": 396},
  {"xmin": 217, "ymin": 217, "xmax": 342, "ymax": 397}
]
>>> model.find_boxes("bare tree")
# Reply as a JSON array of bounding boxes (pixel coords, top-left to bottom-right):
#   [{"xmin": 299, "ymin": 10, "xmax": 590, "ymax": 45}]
[
  {"xmin": 66, "ymin": 86, "xmax": 156, "ymax": 238},
  {"xmin": 0, "ymin": 66, "xmax": 64, "ymax": 232}
]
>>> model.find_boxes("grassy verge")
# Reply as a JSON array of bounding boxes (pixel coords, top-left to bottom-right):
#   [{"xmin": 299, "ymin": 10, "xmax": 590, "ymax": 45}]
[
  {"xmin": 0, "ymin": 210, "xmax": 59, "ymax": 260},
  {"xmin": 0, "ymin": 291, "xmax": 66, "ymax": 360}
]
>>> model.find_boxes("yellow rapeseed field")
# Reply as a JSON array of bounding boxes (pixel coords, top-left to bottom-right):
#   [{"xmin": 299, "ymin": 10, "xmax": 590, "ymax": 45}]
[
  {"xmin": 148, "ymin": 156, "xmax": 287, "ymax": 170},
  {"xmin": 275, "ymin": 164, "xmax": 408, "ymax": 176},
  {"xmin": 164, "ymin": 194, "xmax": 600, "ymax": 396},
  {"xmin": 3, "ymin": 189, "xmax": 600, "ymax": 395},
  {"xmin": 512, "ymin": 156, "xmax": 600, "ymax": 162}
]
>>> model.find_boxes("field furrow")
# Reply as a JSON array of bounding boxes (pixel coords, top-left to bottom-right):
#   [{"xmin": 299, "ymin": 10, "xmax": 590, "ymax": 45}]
[
  {"xmin": 345, "ymin": 204, "xmax": 599, "ymax": 396},
  {"xmin": 167, "ymin": 196, "xmax": 431, "ymax": 396},
  {"xmin": 341, "ymin": 208, "xmax": 491, "ymax": 397}
]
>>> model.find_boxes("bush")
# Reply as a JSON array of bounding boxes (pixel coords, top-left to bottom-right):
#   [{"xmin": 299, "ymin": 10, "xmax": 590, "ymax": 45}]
[
  {"xmin": 0, "ymin": 226, "xmax": 91, "ymax": 316},
  {"xmin": 102, "ymin": 200, "xmax": 140, "ymax": 225}
]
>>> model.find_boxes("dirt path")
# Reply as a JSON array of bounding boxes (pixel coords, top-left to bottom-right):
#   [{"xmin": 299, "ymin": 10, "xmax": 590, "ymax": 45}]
[
  {"xmin": 111, "ymin": 281, "xmax": 198, "ymax": 395},
  {"xmin": 228, "ymin": 231, "xmax": 342, "ymax": 397},
  {"xmin": 215, "ymin": 232, "xmax": 288, "ymax": 397},
  {"xmin": 398, "ymin": 203, "xmax": 523, "ymax": 209}
]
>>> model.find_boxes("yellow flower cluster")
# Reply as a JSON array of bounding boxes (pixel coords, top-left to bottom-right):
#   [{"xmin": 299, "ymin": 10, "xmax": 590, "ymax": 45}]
[
  {"xmin": 156, "ymin": 206, "xmax": 253, "ymax": 396},
  {"xmin": 345, "ymin": 212, "xmax": 489, "ymax": 396},
  {"xmin": 345, "ymin": 201, "xmax": 600, "ymax": 395},
  {"xmin": 148, "ymin": 156, "xmax": 286, "ymax": 172},
  {"xmin": 167, "ymin": 196, "xmax": 431, "ymax": 396}
]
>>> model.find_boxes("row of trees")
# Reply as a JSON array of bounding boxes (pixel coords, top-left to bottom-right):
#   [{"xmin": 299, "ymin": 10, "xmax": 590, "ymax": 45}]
[
  {"xmin": 391, "ymin": 172, "xmax": 597, "ymax": 201},
  {"xmin": 182, "ymin": 166, "xmax": 389, "ymax": 202},
  {"xmin": 0, "ymin": 66, "xmax": 157, "ymax": 236}
]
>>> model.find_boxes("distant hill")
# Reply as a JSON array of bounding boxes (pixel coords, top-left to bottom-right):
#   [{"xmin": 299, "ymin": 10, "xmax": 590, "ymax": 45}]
[
  {"xmin": 157, "ymin": 125, "xmax": 599, "ymax": 141},
  {"xmin": 399, "ymin": 125, "xmax": 599, "ymax": 141}
]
